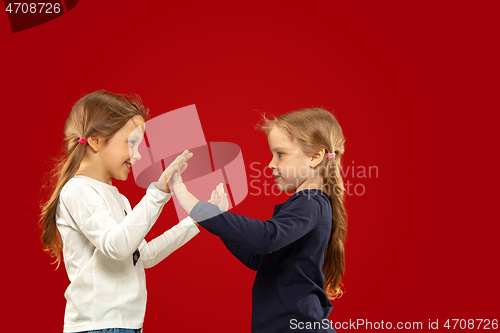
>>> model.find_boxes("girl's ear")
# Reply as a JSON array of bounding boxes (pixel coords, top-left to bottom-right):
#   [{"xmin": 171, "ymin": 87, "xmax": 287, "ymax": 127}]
[
  {"xmin": 310, "ymin": 149, "xmax": 325, "ymax": 168},
  {"xmin": 87, "ymin": 135, "xmax": 101, "ymax": 152}
]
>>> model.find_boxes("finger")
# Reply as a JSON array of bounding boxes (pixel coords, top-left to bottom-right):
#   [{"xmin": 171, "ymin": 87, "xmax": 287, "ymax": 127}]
[
  {"xmin": 170, "ymin": 150, "xmax": 192, "ymax": 167},
  {"xmin": 179, "ymin": 150, "xmax": 193, "ymax": 162},
  {"xmin": 165, "ymin": 166, "xmax": 181, "ymax": 181},
  {"xmin": 170, "ymin": 153, "xmax": 191, "ymax": 173},
  {"xmin": 173, "ymin": 155, "xmax": 186, "ymax": 167},
  {"xmin": 179, "ymin": 162, "xmax": 188, "ymax": 174},
  {"xmin": 171, "ymin": 169, "xmax": 179, "ymax": 182},
  {"xmin": 164, "ymin": 164, "xmax": 179, "ymax": 182},
  {"xmin": 166, "ymin": 159, "xmax": 183, "ymax": 177},
  {"xmin": 171, "ymin": 152, "xmax": 188, "ymax": 166},
  {"xmin": 210, "ymin": 190, "xmax": 216, "ymax": 202},
  {"xmin": 216, "ymin": 183, "xmax": 225, "ymax": 197},
  {"xmin": 176, "ymin": 152, "xmax": 188, "ymax": 162},
  {"xmin": 176, "ymin": 170, "xmax": 184, "ymax": 183},
  {"xmin": 183, "ymin": 151, "xmax": 193, "ymax": 161}
]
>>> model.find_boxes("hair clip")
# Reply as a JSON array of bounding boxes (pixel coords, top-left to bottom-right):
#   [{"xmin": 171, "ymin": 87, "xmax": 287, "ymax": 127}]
[
  {"xmin": 78, "ymin": 138, "xmax": 87, "ymax": 145},
  {"xmin": 327, "ymin": 152, "xmax": 336, "ymax": 159}
]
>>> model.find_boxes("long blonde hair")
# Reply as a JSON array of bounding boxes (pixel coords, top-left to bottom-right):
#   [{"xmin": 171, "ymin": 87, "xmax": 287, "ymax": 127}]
[
  {"xmin": 259, "ymin": 108, "xmax": 347, "ymax": 299},
  {"xmin": 39, "ymin": 90, "xmax": 149, "ymax": 268}
]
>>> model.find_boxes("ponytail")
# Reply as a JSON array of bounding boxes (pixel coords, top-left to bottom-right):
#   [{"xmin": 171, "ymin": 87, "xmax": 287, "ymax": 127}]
[
  {"xmin": 323, "ymin": 150, "xmax": 347, "ymax": 299},
  {"xmin": 39, "ymin": 139, "xmax": 86, "ymax": 268},
  {"xmin": 39, "ymin": 90, "xmax": 149, "ymax": 268}
]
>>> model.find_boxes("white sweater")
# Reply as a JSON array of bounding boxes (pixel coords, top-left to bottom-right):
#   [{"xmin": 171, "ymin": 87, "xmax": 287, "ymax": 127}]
[{"xmin": 55, "ymin": 175, "xmax": 199, "ymax": 332}]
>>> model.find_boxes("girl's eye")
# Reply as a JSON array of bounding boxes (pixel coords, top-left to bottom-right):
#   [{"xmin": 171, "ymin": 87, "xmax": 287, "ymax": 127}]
[
  {"xmin": 128, "ymin": 141, "xmax": 136, "ymax": 148},
  {"xmin": 278, "ymin": 152, "xmax": 283, "ymax": 157}
]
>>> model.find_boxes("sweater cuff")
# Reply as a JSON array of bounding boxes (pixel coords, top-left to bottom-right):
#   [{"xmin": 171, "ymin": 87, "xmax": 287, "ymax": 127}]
[
  {"xmin": 147, "ymin": 182, "xmax": 173, "ymax": 203},
  {"xmin": 190, "ymin": 201, "xmax": 223, "ymax": 223}
]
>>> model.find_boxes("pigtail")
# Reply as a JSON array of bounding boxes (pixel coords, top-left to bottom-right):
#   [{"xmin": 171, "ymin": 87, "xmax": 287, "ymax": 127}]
[
  {"xmin": 39, "ymin": 137, "xmax": 87, "ymax": 269},
  {"xmin": 323, "ymin": 151, "xmax": 347, "ymax": 299}
]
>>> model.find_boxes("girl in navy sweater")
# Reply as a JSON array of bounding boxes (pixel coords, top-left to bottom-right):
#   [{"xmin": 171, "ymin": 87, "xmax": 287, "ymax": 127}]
[{"xmin": 174, "ymin": 108, "xmax": 347, "ymax": 333}]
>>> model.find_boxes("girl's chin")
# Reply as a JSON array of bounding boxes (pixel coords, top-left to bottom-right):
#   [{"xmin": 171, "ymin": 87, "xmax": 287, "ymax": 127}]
[
  {"xmin": 276, "ymin": 183, "xmax": 296, "ymax": 193},
  {"xmin": 114, "ymin": 172, "xmax": 129, "ymax": 181},
  {"xmin": 120, "ymin": 165, "xmax": 131, "ymax": 180}
]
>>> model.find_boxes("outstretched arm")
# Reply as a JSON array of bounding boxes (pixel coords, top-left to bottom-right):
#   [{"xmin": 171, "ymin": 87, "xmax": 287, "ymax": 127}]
[
  {"xmin": 173, "ymin": 178, "xmax": 321, "ymax": 254},
  {"xmin": 62, "ymin": 150, "xmax": 193, "ymax": 261},
  {"xmin": 139, "ymin": 217, "xmax": 199, "ymax": 269},
  {"xmin": 172, "ymin": 178, "xmax": 261, "ymax": 269}
]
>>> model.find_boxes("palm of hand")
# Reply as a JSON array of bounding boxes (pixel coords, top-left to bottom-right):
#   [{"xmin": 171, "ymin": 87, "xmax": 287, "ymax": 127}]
[
  {"xmin": 156, "ymin": 149, "xmax": 192, "ymax": 192},
  {"xmin": 208, "ymin": 183, "xmax": 229, "ymax": 212}
]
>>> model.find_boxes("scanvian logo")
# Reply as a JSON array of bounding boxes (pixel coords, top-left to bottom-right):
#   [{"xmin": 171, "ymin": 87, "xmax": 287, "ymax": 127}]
[{"xmin": 3, "ymin": 1, "xmax": 79, "ymax": 33}]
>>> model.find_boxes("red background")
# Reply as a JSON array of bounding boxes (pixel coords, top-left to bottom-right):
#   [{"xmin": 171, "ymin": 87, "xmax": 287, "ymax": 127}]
[{"xmin": 2, "ymin": 1, "xmax": 499, "ymax": 332}]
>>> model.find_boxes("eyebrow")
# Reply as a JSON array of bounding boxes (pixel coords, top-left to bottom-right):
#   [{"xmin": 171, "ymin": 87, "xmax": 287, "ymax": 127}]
[{"xmin": 271, "ymin": 146, "xmax": 290, "ymax": 152}]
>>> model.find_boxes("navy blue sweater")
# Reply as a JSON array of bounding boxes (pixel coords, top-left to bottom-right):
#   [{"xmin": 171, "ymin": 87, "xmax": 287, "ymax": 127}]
[{"xmin": 190, "ymin": 189, "xmax": 336, "ymax": 333}]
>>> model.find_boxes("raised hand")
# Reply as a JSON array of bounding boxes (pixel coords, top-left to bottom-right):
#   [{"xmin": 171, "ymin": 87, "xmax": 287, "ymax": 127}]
[
  {"xmin": 156, "ymin": 149, "xmax": 193, "ymax": 193},
  {"xmin": 171, "ymin": 170, "xmax": 199, "ymax": 215},
  {"xmin": 208, "ymin": 183, "xmax": 229, "ymax": 212}
]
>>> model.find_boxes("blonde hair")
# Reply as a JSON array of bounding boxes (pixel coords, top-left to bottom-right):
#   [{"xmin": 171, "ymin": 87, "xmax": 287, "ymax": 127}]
[
  {"xmin": 39, "ymin": 90, "xmax": 149, "ymax": 268},
  {"xmin": 258, "ymin": 108, "xmax": 347, "ymax": 299}
]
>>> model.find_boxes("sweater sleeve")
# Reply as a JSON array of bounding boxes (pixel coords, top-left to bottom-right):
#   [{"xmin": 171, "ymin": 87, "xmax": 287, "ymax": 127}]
[
  {"xmin": 61, "ymin": 181, "xmax": 171, "ymax": 261},
  {"xmin": 220, "ymin": 237, "xmax": 262, "ymax": 271},
  {"xmin": 139, "ymin": 217, "xmax": 200, "ymax": 269},
  {"xmin": 191, "ymin": 195, "xmax": 320, "ymax": 254}
]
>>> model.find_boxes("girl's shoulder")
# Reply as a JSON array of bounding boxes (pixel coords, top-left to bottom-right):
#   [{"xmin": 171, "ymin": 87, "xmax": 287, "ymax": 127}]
[
  {"xmin": 288, "ymin": 189, "xmax": 330, "ymax": 206},
  {"xmin": 60, "ymin": 175, "xmax": 119, "ymax": 202},
  {"xmin": 285, "ymin": 189, "xmax": 332, "ymax": 220}
]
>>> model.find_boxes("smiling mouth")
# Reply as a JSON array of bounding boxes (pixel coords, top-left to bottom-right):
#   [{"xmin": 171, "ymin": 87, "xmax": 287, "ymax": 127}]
[{"xmin": 125, "ymin": 161, "xmax": 131, "ymax": 169}]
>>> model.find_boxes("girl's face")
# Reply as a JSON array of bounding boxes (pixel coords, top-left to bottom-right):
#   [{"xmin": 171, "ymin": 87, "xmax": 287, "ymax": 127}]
[
  {"xmin": 267, "ymin": 126, "xmax": 314, "ymax": 192},
  {"xmin": 98, "ymin": 115, "xmax": 145, "ymax": 183}
]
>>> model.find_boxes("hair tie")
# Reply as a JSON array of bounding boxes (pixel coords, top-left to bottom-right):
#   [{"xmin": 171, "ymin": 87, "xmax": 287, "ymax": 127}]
[
  {"xmin": 327, "ymin": 152, "xmax": 336, "ymax": 159},
  {"xmin": 78, "ymin": 138, "xmax": 87, "ymax": 145}
]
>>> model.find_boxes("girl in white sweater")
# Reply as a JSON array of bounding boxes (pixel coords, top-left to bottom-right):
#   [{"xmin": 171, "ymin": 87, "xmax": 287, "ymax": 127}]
[{"xmin": 39, "ymin": 90, "xmax": 199, "ymax": 333}]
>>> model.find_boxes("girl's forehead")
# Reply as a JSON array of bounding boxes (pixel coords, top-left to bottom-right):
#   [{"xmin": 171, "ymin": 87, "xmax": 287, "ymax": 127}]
[
  {"xmin": 129, "ymin": 116, "xmax": 145, "ymax": 131},
  {"xmin": 269, "ymin": 126, "xmax": 287, "ymax": 139},
  {"xmin": 125, "ymin": 117, "xmax": 145, "ymax": 140},
  {"xmin": 130, "ymin": 125, "xmax": 144, "ymax": 136},
  {"xmin": 268, "ymin": 126, "xmax": 295, "ymax": 149},
  {"xmin": 130, "ymin": 115, "xmax": 145, "ymax": 125}
]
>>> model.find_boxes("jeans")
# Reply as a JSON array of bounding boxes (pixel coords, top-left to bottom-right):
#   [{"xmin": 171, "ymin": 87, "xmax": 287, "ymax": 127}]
[{"xmin": 75, "ymin": 329, "xmax": 142, "ymax": 333}]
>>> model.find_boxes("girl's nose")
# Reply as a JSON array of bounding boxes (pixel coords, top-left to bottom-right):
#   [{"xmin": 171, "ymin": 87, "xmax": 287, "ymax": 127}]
[
  {"xmin": 268, "ymin": 160, "xmax": 276, "ymax": 170},
  {"xmin": 133, "ymin": 150, "xmax": 141, "ymax": 161}
]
